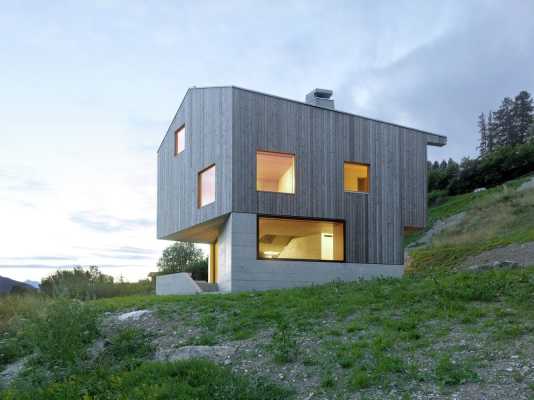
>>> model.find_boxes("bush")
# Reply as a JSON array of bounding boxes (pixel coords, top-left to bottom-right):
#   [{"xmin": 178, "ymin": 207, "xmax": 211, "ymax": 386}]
[
  {"xmin": 3, "ymin": 359, "xmax": 293, "ymax": 400},
  {"xmin": 26, "ymin": 299, "xmax": 98, "ymax": 368},
  {"xmin": 157, "ymin": 242, "xmax": 207, "ymax": 275},
  {"xmin": 447, "ymin": 142, "xmax": 534, "ymax": 196},
  {"xmin": 40, "ymin": 266, "xmax": 153, "ymax": 300},
  {"xmin": 185, "ymin": 259, "xmax": 209, "ymax": 281}
]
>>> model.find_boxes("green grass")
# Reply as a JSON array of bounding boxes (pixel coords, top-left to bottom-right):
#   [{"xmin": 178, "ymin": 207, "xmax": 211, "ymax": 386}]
[
  {"xmin": 2, "ymin": 268, "xmax": 534, "ymax": 397},
  {"xmin": 405, "ymin": 173, "xmax": 534, "ymax": 247},
  {"xmin": 2, "ymin": 359, "xmax": 292, "ymax": 400},
  {"xmin": 408, "ymin": 177, "xmax": 534, "ymax": 273}
]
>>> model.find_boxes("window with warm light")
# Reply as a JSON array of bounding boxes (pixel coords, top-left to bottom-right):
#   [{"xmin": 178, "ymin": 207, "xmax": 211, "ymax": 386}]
[
  {"xmin": 344, "ymin": 162, "xmax": 369, "ymax": 193},
  {"xmin": 258, "ymin": 217, "xmax": 344, "ymax": 261},
  {"xmin": 256, "ymin": 151, "xmax": 295, "ymax": 194},
  {"xmin": 198, "ymin": 165, "xmax": 216, "ymax": 207},
  {"xmin": 175, "ymin": 125, "xmax": 185, "ymax": 155}
]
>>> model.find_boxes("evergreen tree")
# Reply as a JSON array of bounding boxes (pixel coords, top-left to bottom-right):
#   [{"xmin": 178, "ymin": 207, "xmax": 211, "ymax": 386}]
[
  {"xmin": 487, "ymin": 111, "xmax": 496, "ymax": 153},
  {"xmin": 512, "ymin": 90, "xmax": 533, "ymax": 144},
  {"xmin": 493, "ymin": 97, "xmax": 515, "ymax": 147},
  {"xmin": 439, "ymin": 160, "xmax": 448, "ymax": 170},
  {"xmin": 478, "ymin": 112, "xmax": 488, "ymax": 156}
]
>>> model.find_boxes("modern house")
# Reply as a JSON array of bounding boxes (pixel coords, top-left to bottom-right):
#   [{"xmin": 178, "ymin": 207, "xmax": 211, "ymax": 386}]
[{"xmin": 157, "ymin": 86, "xmax": 446, "ymax": 292}]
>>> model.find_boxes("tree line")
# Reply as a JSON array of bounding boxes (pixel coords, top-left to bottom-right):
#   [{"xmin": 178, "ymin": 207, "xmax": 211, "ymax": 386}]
[{"xmin": 428, "ymin": 89, "xmax": 534, "ymax": 198}]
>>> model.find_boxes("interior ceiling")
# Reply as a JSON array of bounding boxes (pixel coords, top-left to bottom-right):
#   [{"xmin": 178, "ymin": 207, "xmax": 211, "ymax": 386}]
[
  {"xmin": 257, "ymin": 152, "xmax": 293, "ymax": 180},
  {"xmin": 258, "ymin": 218, "xmax": 339, "ymax": 237}
]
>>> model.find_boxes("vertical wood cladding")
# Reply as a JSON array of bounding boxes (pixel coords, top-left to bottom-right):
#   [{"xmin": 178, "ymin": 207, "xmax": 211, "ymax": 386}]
[
  {"xmin": 157, "ymin": 87, "xmax": 233, "ymax": 239},
  {"xmin": 231, "ymin": 87, "xmax": 429, "ymax": 265},
  {"xmin": 158, "ymin": 86, "xmax": 438, "ymax": 265}
]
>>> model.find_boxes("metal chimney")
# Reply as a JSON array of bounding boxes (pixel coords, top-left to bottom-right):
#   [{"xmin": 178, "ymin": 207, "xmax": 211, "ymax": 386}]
[{"xmin": 305, "ymin": 88, "xmax": 334, "ymax": 109}]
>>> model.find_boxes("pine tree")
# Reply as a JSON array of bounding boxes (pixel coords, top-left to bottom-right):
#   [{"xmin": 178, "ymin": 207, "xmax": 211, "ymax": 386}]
[
  {"xmin": 493, "ymin": 97, "xmax": 515, "ymax": 147},
  {"xmin": 487, "ymin": 111, "xmax": 496, "ymax": 153},
  {"xmin": 478, "ymin": 112, "xmax": 488, "ymax": 156},
  {"xmin": 512, "ymin": 90, "xmax": 534, "ymax": 144}
]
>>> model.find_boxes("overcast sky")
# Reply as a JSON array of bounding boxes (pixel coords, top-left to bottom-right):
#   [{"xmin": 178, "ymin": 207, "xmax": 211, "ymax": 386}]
[{"xmin": 1, "ymin": 1, "xmax": 533, "ymax": 282}]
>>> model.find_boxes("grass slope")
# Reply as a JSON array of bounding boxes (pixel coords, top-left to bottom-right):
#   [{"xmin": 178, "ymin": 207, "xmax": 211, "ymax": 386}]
[
  {"xmin": 2, "ymin": 267, "xmax": 534, "ymax": 398},
  {"xmin": 408, "ymin": 175, "xmax": 534, "ymax": 273}
]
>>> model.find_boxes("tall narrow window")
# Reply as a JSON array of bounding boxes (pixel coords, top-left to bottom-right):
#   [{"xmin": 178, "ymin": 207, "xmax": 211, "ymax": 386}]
[
  {"xmin": 344, "ymin": 162, "xmax": 369, "ymax": 193},
  {"xmin": 256, "ymin": 151, "xmax": 295, "ymax": 194},
  {"xmin": 198, "ymin": 165, "xmax": 216, "ymax": 207},
  {"xmin": 258, "ymin": 216, "xmax": 344, "ymax": 261},
  {"xmin": 175, "ymin": 125, "xmax": 185, "ymax": 155}
]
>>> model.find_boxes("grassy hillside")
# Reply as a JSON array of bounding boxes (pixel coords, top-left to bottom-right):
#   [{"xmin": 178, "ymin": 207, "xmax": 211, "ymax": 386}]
[
  {"xmin": 407, "ymin": 174, "xmax": 534, "ymax": 273},
  {"xmin": 2, "ymin": 266, "xmax": 534, "ymax": 399}
]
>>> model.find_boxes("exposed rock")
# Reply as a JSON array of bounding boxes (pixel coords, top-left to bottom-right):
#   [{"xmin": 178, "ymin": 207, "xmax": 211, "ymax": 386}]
[
  {"xmin": 0, "ymin": 357, "xmax": 28, "ymax": 388},
  {"xmin": 87, "ymin": 338, "xmax": 106, "ymax": 360},
  {"xmin": 468, "ymin": 260, "xmax": 522, "ymax": 272},
  {"xmin": 407, "ymin": 212, "xmax": 466, "ymax": 249},
  {"xmin": 462, "ymin": 242, "xmax": 534, "ymax": 271},
  {"xmin": 117, "ymin": 309, "xmax": 152, "ymax": 322},
  {"xmin": 518, "ymin": 176, "xmax": 534, "ymax": 192},
  {"xmin": 155, "ymin": 345, "xmax": 236, "ymax": 362}
]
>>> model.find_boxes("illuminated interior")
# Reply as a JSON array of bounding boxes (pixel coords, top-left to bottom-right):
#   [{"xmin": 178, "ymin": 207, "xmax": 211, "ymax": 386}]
[
  {"xmin": 344, "ymin": 162, "xmax": 369, "ymax": 192},
  {"xmin": 175, "ymin": 125, "xmax": 185, "ymax": 155},
  {"xmin": 198, "ymin": 165, "xmax": 216, "ymax": 207},
  {"xmin": 256, "ymin": 151, "xmax": 295, "ymax": 194},
  {"xmin": 258, "ymin": 217, "xmax": 344, "ymax": 261}
]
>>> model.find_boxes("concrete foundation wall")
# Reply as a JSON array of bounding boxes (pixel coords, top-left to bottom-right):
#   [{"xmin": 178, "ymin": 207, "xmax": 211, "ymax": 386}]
[
  {"xmin": 219, "ymin": 212, "xmax": 404, "ymax": 292},
  {"xmin": 156, "ymin": 273, "xmax": 201, "ymax": 295}
]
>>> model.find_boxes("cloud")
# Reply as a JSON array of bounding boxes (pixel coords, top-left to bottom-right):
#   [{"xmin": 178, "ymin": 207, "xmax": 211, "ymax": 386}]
[
  {"xmin": 0, "ymin": 256, "xmax": 75, "ymax": 261},
  {"xmin": 70, "ymin": 211, "xmax": 153, "ymax": 232}
]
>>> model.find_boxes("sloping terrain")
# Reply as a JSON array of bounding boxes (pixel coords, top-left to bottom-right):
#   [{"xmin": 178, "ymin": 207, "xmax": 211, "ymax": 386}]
[
  {"xmin": 407, "ymin": 175, "xmax": 534, "ymax": 273},
  {"xmin": 2, "ymin": 267, "xmax": 534, "ymax": 399}
]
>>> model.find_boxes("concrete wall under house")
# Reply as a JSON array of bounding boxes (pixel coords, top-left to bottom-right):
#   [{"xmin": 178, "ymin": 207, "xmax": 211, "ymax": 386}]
[{"xmin": 217, "ymin": 212, "xmax": 404, "ymax": 293}]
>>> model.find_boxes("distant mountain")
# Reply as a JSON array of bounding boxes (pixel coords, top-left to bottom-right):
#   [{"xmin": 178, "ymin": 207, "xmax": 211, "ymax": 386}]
[
  {"xmin": 0, "ymin": 276, "xmax": 34, "ymax": 294},
  {"xmin": 24, "ymin": 280, "xmax": 40, "ymax": 289}
]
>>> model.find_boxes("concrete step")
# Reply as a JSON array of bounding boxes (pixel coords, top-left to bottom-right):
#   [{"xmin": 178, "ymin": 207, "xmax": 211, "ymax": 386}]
[{"xmin": 195, "ymin": 281, "xmax": 219, "ymax": 292}]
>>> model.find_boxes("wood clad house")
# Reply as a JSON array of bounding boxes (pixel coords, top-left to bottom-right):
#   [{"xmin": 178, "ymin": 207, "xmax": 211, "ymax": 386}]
[{"xmin": 157, "ymin": 86, "xmax": 446, "ymax": 292}]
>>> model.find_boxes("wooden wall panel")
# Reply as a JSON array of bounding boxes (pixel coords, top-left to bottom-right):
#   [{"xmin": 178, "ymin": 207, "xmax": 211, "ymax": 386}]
[
  {"xmin": 157, "ymin": 87, "xmax": 233, "ymax": 240},
  {"xmin": 231, "ymin": 87, "xmax": 428, "ymax": 265}
]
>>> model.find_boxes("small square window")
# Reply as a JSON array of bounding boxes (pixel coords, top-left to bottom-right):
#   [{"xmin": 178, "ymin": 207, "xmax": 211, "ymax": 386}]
[
  {"xmin": 198, "ymin": 165, "xmax": 216, "ymax": 207},
  {"xmin": 175, "ymin": 125, "xmax": 185, "ymax": 155},
  {"xmin": 256, "ymin": 151, "xmax": 295, "ymax": 194},
  {"xmin": 344, "ymin": 162, "xmax": 369, "ymax": 193}
]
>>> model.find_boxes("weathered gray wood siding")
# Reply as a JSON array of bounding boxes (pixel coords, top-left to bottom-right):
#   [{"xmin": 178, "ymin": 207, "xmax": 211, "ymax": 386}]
[
  {"xmin": 157, "ymin": 87, "xmax": 233, "ymax": 239},
  {"xmin": 399, "ymin": 129, "xmax": 428, "ymax": 229},
  {"xmin": 231, "ymin": 87, "xmax": 429, "ymax": 265}
]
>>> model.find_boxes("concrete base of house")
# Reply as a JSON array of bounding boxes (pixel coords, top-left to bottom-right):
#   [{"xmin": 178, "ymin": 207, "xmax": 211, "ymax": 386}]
[
  {"xmin": 156, "ymin": 273, "xmax": 201, "ymax": 295},
  {"xmin": 213, "ymin": 212, "xmax": 405, "ymax": 293}
]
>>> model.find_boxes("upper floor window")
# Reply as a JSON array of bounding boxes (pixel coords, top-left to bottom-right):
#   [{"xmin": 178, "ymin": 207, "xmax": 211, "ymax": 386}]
[
  {"xmin": 344, "ymin": 162, "xmax": 369, "ymax": 193},
  {"xmin": 175, "ymin": 125, "xmax": 185, "ymax": 155},
  {"xmin": 256, "ymin": 151, "xmax": 295, "ymax": 194},
  {"xmin": 198, "ymin": 164, "xmax": 216, "ymax": 207}
]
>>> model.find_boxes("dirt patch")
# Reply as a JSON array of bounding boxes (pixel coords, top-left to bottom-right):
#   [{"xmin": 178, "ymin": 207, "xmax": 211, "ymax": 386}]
[{"xmin": 461, "ymin": 242, "xmax": 534, "ymax": 269}]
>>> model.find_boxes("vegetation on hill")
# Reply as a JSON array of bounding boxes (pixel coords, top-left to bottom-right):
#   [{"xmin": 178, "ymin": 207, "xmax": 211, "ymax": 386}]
[
  {"xmin": 408, "ymin": 175, "xmax": 534, "ymax": 274},
  {"xmin": 39, "ymin": 266, "xmax": 153, "ymax": 300},
  {"xmin": 2, "ymin": 266, "xmax": 534, "ymax": 398},
  {"xmin": 428, "ymin": 89, "xmax": 534, "ymax": 198}
]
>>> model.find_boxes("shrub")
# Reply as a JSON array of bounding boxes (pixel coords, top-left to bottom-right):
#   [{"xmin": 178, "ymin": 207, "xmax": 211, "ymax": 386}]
[
  {"xmin": 26, "ymin": 299, "xmax": 98, "ymax": 368},
  {"xmin": 40, "ymin": 266, "xmax": 153, "ymax": 300},
  {"xmin": 3, "ymin": 359, "xmax": 293, "ymax": 400}
]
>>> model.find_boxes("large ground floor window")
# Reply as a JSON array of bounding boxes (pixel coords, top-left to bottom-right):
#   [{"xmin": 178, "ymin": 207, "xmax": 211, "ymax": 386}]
[{"xmin": 257, "ymin": 216, "xmax": 344, "ymax": 261}]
